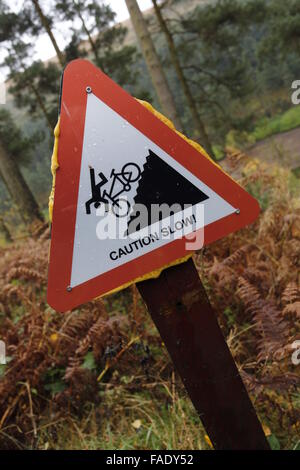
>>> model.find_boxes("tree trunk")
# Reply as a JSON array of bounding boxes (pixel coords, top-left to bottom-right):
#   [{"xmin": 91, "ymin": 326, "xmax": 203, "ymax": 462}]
[
  {"xmin": 125, "ymin": 0, "xmax": 182, "ymax": 131},
  {"xmin": 31, "ymin": 0, "xmax": 65, "ymax": 67},
  {"xmin": 151, "ymin": 0, "xmax": 215, "ymax": 159},
  {"xmin": 0, "ymin": 140, "xmax": 43, "ymax": 225}
]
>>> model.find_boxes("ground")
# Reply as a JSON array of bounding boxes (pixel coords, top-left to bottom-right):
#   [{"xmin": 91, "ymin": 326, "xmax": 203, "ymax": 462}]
[{"xmin": 247, "ymin": 127, "xmax": 300, "ymax": 171}]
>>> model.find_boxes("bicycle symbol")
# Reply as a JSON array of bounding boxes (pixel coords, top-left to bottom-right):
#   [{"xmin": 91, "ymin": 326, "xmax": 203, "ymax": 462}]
[{"xmin": 85, "ymin": 162, "xmax": 141, "ymax": 217}]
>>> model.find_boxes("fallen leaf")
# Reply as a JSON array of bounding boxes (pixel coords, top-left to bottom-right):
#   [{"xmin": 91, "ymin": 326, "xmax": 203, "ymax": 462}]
[{"xmin": 132, "ymin": 419, "xmax": 142, "ymax": 430}]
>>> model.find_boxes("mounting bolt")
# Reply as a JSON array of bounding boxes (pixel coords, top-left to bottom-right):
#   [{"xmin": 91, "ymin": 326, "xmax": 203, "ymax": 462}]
[
  {"xmin": 66, "ymin": 286, "xmax": 72, "ymax": 292},
  {"xmin": 86, "ymin": 86, "xmax": 92, "ymax": 94},
  {"xmin": 235, "ymin": 208, "xmax": 240, "ymax": 215}
]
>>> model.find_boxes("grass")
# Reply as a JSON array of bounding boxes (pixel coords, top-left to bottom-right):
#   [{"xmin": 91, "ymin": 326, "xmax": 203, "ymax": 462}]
[
  {"xmin": 252, "ymin": 105, "xmax": 300, "ymax": 142},
  {"xmin": 226, "ymin": 101, "xmax": 300, "ymax": 148},
  {"xmin": 26, "ymin": 375, "xmax": 297, "ymax": 450},
  {"xmin": 34, "ymin": 386, "xmax": 210, "ymax": 450}
]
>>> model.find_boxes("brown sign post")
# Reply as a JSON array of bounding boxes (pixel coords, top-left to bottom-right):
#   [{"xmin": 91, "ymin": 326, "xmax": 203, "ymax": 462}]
[{"xmin": 138, "ymin": 258, "xmax": 270, "ymax": 450}]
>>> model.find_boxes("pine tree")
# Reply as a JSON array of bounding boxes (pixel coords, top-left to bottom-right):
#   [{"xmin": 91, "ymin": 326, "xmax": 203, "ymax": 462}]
[
  {"xmin": 151, "ymin": 0, "xmax": 215, "ymax": 158},
  {"xmin": 0, "ymin": 1, "xmax": 61, "ymax": 132},
  {"xmin": 30, "ymin": 0, "xmax": 65, "ymax": 66},
  {"xmin": 3, "ymin": 41, "xmax": 60, "ymax": 131},
  {"xmin": 125, "ymin": 0, "xmax": 182, "ymax": 130},
  {"xmin": 56, "ymin": 0, "xmax": 141, "ymax": 89},
  {"xmin": 0, "ymin": 0, "xmax": 44, "ymax": 224},
  {"xmin": 0, "ymin": 109, "xmax": 43, "ymax": 224},
  {"xmin": 55, "ymin": 0, "xmax": 113, "ymax": 67},
  {"xmin": 166, "ymin": 0, "xmax": 266, "ymax": 150},
  {"xmin": 259, "ymin": 0, "xmax": 300, "ymax": 57}
]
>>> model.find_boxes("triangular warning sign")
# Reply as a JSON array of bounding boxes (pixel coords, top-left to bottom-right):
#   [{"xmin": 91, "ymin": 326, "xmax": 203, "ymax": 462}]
[{"xmin": 47, "ymin": 59, "xmax": 259, "ymax": 312}]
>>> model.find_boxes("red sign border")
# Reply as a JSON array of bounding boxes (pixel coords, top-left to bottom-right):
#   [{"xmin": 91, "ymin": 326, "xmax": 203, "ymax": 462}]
[{"xmin": 47, "ymin": 59, "xmax": 259, "ymax": 312}]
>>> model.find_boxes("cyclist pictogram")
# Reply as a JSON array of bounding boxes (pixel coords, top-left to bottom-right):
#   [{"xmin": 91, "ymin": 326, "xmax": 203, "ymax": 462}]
[{"xmin": 85, "ymin": 162, "xmax": 141, "ymax": 217}]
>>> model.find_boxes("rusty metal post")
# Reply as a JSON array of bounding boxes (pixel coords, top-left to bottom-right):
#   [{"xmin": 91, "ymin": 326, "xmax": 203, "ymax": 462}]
[{"xmin": 137, "ymin": 258, "xmax": 270, "ymax": 450}]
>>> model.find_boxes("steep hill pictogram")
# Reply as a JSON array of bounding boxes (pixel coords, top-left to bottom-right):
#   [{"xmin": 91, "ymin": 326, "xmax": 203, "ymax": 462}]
[{"xmin": 127, "ymin": 149, "xmax": 209, "ymax": 234}]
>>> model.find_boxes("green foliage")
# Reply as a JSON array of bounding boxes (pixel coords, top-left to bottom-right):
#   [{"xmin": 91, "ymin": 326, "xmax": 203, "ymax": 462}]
[
  {"xmin": 64, "ymin": 32, "xmax": 87, "ymax": 62},
  {"xmin": 156, "ymin": 0, "xmax": 269, "ymax": 145},
  {"xmin": 7, "ymin": 59, "xmax": 61, "ymax": 129},
  {"xmin": 259, "ymin": 0, "xmax": 300, "ymax": 57},
  {"xmin": 0, "ymin": 356, "xmax": 12, "ymax": 377},
  {"xmin": 246, "ymin": 181, "xmax": 271, "ymax": 211},
  {"xmin": 155, "ymin": 0, "xmax": 300, "ymax": 147},
  {"xmin": 43, "ymin": 367, "xmax": 66, "ymax": 397},
  {"xmin": 0, "ymin": 108, "xmax": 40, "ymax": 164},
  {"xmin": 253, "ymin": 106, "xmax": 300, "ymax": 141},
  {"xmin": 0, "ymin": 0, "xmax": 147, "ymax": 134},
  {"xmin": 81, "ymin": 351, "xmax": 97, "ymax": 371},
  {"xmin": 185, "ymin": 0, "xmax": 266, "ymax": 45},
  {"xmin": 267, "ymin": 433, "xmax": 281, "ymax": 450},
  {"xmin": 0, "ymin": 365, "xmax": 5, "ymax": 377},
  {"xmin": 0, "ymin": 0, "xmax": 39, "ymax": 41},
  {"xmin": 0, "ymin": 6, "xmax": 19, "ymax": 41},
  {"xmin": 223, "ymin": 307, "xmax": 236, "ymax": 328},
  {"xmin": 55, "ymin": 0, "xmax": 142, "ymax": 88},
  {"xmin": 291, "ymin": 167, "xmax": 300, "ymax": 180}
]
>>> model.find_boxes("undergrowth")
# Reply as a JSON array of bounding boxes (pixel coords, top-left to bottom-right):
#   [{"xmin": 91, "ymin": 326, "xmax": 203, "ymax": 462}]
[
  {"xmin": 0, "ymin": 150, "xmax": 299, "ymax": 450},
  {"xmin": 252, "ymin": 106, "xmax": 300, "ymax": 142}
]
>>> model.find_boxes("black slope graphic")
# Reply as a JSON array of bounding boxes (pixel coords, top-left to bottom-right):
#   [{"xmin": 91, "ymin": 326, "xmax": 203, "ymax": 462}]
[{"xmin": 127, "ymin": 149, "xmax": 209, "ymax": 235}]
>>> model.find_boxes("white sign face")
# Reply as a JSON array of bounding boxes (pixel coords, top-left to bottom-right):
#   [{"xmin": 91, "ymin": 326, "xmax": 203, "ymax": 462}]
[{"xmin": 70, "ymin": 93, "xmax": 236, "ymax": 288}]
